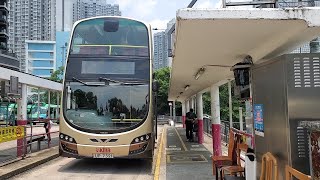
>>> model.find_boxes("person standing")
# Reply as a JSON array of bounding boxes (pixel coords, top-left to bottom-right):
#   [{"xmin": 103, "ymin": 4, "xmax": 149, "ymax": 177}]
[
  {"xmin": 44, "ymin": 111, "xmax": 52, "ymax": 142},
  {"xmin": 186, "ymin": 108, "xmax": 196, "ymax": 142}
]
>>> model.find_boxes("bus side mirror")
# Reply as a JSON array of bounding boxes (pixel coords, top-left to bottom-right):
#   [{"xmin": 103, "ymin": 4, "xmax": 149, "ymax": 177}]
[{"xmin": 152, "ymin": 81, "xmax": 159, "ymax": 93}]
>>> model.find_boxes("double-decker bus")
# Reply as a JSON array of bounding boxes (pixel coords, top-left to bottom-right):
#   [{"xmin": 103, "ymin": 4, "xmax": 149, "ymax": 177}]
[{"xmin": 59, "ymin": 16, "xmax": 156, "ymax": 160}]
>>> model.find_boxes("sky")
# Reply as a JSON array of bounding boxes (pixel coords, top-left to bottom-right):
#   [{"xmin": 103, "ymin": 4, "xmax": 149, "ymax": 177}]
[{"xmin": 108, "ymin": 0, "xmax": 221, "ymax": 30}]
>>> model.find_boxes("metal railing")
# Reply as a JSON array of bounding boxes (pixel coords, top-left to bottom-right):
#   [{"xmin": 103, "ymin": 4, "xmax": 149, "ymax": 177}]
[
  {"xmin": 203, "ymin": 118, "xmax": 248, "ymax": 144},
  {"xmin": 277, "ymin": 0, "xmax": 320, "ymax": 7},
  {"xmin": 157, "ymin": 115, "xmax": 182, "ymax": 124},
  {"xmin": 0, "ymin": 118, "xmax": 59, "ymax": 166}
]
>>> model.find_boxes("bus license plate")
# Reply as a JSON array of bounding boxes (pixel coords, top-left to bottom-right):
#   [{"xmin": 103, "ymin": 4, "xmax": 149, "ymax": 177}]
[{"xmin": 93, "ymin": 153, "xmax": 114, "ymax": 158}]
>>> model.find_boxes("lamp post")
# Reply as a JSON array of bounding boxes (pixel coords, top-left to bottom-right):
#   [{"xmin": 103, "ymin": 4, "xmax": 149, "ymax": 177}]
[{"xmin": 60, "ymin": 42, "xmax": 67, "ymax": 66}]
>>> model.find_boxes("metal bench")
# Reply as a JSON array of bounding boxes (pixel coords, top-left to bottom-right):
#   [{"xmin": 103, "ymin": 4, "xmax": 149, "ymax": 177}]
[{"xmin": 27, "ymin": 136, "xmax": 46, "ymax": 151}]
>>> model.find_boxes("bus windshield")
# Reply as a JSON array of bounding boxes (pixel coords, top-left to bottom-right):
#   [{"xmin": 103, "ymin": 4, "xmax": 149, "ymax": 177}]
[
  {"xmin": 64, "ymin": 17, "xmax": 151, "ymax": 133},
  {"xmin": 64, "ymin": 82, "xmax": 149, "ymax": 132},
  {"xmin": 70, "ymin": 17, "xmax": 149, "ymax": 57}
]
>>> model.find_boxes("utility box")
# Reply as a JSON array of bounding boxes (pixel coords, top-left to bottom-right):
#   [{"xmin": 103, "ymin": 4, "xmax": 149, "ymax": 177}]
[{"xmin": 252, "ymin": 53, "xmax": 320, "ymax": 179}]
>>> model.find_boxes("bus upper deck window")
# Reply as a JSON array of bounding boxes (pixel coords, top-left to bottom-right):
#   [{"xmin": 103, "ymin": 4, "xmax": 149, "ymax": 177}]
[{"xmin": 104, "ymin": 19, "xmax": 119, "ymax": 32}]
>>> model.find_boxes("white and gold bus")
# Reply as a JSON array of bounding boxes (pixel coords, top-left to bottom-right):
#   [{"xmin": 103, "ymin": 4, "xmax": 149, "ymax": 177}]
[{"xmin": 59, "ymin": 16, "xmax": 157, "ymax": 160}]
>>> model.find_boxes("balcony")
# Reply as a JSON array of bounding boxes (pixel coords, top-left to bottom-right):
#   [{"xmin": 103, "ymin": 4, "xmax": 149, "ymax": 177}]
[
  {"xmin": 0, "ymin": 1, "xmax": 8, "ymax": 12},
  {"xmin": 0, "ymin": 17, "xmax": 7, "ymax": 27},
  {"xmin": 0, "ymin": 30, "xmax": 8, "ymax": 39},
  {"xmin": 0, "ymin": 52, "xmax": 20, "ymax": 71}
]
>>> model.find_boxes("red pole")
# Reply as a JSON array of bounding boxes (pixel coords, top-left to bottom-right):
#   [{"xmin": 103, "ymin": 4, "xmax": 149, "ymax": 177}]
[
  {"xmin": 16, "ymin": 120, "xmax": 27, "ymax": 157},
  {"xmin": 212, "ymin": 124, "xmax": 222, "ymax": 156}
]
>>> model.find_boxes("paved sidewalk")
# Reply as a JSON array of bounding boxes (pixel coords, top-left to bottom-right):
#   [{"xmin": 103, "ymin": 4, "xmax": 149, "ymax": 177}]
[
  {"xmin": 0, "ymin": 146, "xmax": 59, "ymax": 179},
  {"xmin": 162, "ymin": 125, "xmax": 229, "ymax": 180}
]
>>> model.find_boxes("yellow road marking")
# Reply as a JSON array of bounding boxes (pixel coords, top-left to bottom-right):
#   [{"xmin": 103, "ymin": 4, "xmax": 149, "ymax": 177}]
[
  {"xmin": 154, "ymin": 127, "xmax": 165, "ymax": 180},
  {"xmin": 174, "ymin": 127, "xmax": 188, "ymax": 151}
]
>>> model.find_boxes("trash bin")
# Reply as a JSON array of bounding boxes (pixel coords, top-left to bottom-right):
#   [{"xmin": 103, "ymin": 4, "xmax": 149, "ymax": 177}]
[
  {"xmin": 169, "ymin": 119, "xmax": 175, "ymax": 126},
  {"xmin": 245, "ymin": 148, "xmax": 256, "ymax": 180}
]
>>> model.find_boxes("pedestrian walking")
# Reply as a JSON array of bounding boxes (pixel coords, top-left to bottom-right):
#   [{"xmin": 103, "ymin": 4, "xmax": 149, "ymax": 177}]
[
  {"xmin": 186, "ymin": 108, "xmax": 196, "ymax": 142},
  {"xmin": 44, "ymin": 110, "xmax": 52, "ymax": 142}
]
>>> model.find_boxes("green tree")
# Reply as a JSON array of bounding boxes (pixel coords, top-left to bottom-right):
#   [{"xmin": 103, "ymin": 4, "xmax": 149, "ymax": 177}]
[
  {"xmin": 219, "ymin": 81, "xmax": 244, "ymax": 128},
  {"xmin": 154, "ymin": 67, "xmax": 243, "ymax": 123},
  {"xmin": 203, "ymin": 92, "xmax": 211, "ymax": 115},
  {"xmin": 202, "ymin": 81, "xmax": 244, "ymax": 128},
  {"xmin": 154, "ymin": 67, "xmax": 171, "ymax": 115},
  {"xmin": 42, "ymin": 66, "xmax": 64, "ymax": 104},
  {"xmin": 48, "ymin": 66, "xmax": 65, "ymax": 83}
]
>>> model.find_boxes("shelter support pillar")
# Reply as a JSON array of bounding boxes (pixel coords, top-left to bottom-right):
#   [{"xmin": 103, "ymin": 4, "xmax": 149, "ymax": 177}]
[
  {"xmin": 17, "ymin": 84, "xmax": 27, "ymax": 122},
  {"xmin": 182, "ymin": 101, "xmax": 186, "ymax": 128},
  {"xmin": 211, "ymin": 84, "xmax": 222, "ymax": 156},
  {"xmin": 187, "ymin": 99, "xmax": 190, "ymax": 112},
  {"xmin": 191, "ymin": 97, "xmax": 195, "ymax": 110},
  {"xmin": 17, "ymin": 84, "xmax": 27, "ymax": 157},
  {"xmin": 196, "ymin": 92, "xmax": 203, "ymax": 144}
]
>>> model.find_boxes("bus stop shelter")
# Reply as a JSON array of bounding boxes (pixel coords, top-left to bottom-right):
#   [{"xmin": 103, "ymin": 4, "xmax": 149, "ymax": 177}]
[{"xmin": 167, "ymin": 7, "xmax": 320, "ymax": 179}]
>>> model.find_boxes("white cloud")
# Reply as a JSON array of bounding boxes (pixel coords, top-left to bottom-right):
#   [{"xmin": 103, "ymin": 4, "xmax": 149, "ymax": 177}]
[
  {"xmin": 111, "ymin": 0, "xmax": 157, "ymax": 20},
  {"xmin": 194, "ymin": 0, "xmax": 216, "ymax": 8},
  {"xmin": 214, "ymin": 0, "xmax": 223, "ymax": 8},
  {"xmin": 149, "ymin": 19, "xmax": 169, "ymax": 30}
]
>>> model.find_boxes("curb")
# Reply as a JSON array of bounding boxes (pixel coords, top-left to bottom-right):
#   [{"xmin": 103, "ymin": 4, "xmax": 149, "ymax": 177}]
[
  {"xmin": 151, "ymin": 128, "xmax": 163, "ymax": 175},
  {"xmin": 0, "ymin": 149, "xmax": 59, "ymax": 179},
  {"xmin": 153, "ymin": 126, "xmax": 166, "ymax": 180}
]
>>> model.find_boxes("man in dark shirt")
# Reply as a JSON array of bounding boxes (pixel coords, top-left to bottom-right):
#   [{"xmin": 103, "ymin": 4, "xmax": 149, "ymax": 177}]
[{"xmin": 186, "ymin": 108, "xmax": 196, "ymax": 142}]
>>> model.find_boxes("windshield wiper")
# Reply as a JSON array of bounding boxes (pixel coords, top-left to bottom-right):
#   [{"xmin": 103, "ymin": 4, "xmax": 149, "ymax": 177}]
[
  {"xmin": 120, "ymin": 82, "xmax": 148, "ymax": 86},
  {"xmin": 99, "ymin": 77, "xmax": 120, "ymax": 83},
  {"xmin": 72, "ymin": 77, "xmax": 105, "ymax": 86}
]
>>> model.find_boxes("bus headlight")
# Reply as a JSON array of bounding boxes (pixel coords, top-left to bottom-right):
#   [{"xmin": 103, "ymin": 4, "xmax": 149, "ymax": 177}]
[
  {"xmin": 129, "ymin": 133, "xmax": 152, "ymax": 155},
  {"xmin": 59, "ymin": 133, "xmax": 77, "ymax": 144},
  {"xmin": 130, "ymin": 133, "xmax": 151, "ymax": 144},
  {"xmin": 59, "ymin": 133, "xmax": 78, "ymax": 154}
]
